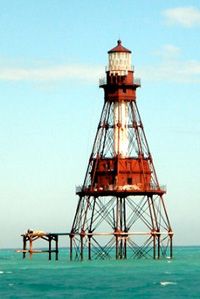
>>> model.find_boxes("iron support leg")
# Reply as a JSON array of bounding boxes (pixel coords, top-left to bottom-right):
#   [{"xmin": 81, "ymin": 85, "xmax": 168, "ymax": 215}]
[
  {"xmin": 80, "ymin": 236, "xmax": 84, "ymax": 261},
  {"xmin": 49, "ymin": 237, "xmax": 52, "ymax": 261},
  {"xmin": 29, "ymin": 237, "xmax": 33, "ymax": 259},
  {"xmin": 153, "ymin": 235, "xmax": 156, "ymax": 259},
  {"xmin": 157, "ymin": 234, "xmax": 160, "ymax": 259},
  {"xmin": 170, "ymin": 235, "xmax": 173, "ymax": 259},
  {"xmin": 23, "ymin": 236, "xmax": 26, "ymax": 259},
  {"xmin": 124, "ymin": 238, "xmax": 127, "ymax": 259},
  {"xmin": 55, "ymin": 236, "xmax": 58, "ymax": 260},
  {"xmin": 115, "ymin": 236, "xmax": 118, "ymax": 260},
  {"xmin": 88, "ymin": 236, "xmax": 91, "ymax": 260},
  {"xmin": 70, "ymin": 236, "xmax": 73, "ymax": 261},
  {"xmin": 120, "ymin": 239, "xmax": 123, "ymax": 259}
]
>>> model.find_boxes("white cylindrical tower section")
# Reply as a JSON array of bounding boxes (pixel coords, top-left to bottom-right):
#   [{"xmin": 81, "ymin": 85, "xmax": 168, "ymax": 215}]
[
  {"xmin": 108, "ymin": 40, "xmax": 132, "ymax": 157},
  {"xmin": 114, "ymin": 101, "xmax": 129, "ymax": 157},
  {"xmin": 108, "ymin": 40, "xmax": 132, "ymax": 76}
]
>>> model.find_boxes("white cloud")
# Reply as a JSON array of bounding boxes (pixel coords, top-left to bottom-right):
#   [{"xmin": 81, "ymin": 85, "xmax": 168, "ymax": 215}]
[
  {"xmin": 137, "ymin": 44, "xmax": 200, "ymax": 83},
  {"xmin": 0, "ymin": 64, "xmax": 103, "ymax": 82},
  {"xmin": 155, "ymin": 44, "xmax": 181, "ymax": 60},
  {"xmin": 163, "ymin": 6, "xmax": 200, "ymax": 27},
  {"xmin": 139, "ymin": 61, "xmax": 200, "ymax": 83}
]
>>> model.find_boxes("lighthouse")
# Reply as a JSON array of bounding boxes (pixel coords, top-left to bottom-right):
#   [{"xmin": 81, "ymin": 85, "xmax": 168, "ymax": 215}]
[{"xmin": 70, "ymin": 41, "xmax": 173, "ymax": 261}]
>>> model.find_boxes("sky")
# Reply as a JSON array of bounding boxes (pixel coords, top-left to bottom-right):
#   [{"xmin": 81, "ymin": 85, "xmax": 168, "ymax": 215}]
[{"xmin": 1, "ymin": 0, "xmax": 200, "ymax": 248}]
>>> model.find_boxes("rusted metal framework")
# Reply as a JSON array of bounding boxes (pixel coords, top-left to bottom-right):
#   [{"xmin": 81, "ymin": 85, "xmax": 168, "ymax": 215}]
[{"xmin": 70, "ymin": 41, "xmax": 173, "ymax": 261}]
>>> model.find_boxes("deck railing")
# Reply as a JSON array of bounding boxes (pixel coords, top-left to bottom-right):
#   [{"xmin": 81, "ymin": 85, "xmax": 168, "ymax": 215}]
[{"xmin": 99, "ymin": 77, "xmax": 141, "ymax": 87}]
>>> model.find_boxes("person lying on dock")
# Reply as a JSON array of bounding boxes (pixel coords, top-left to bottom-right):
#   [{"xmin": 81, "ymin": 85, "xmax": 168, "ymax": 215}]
[{"xmin": 26, "ymin": 229, "xmax": 47, "ymax": 237}]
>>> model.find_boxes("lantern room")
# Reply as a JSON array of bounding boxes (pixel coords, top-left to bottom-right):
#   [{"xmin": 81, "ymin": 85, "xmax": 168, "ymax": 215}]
[{"xmin": 108, "ymin": 40, "xmax": 132, "ymax": 76}]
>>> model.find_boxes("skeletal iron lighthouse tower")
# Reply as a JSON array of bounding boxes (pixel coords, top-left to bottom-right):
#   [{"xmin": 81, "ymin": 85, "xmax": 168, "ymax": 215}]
[{"xmin": 70, "ymin": 41, "xmax": 173, "ymax": 261}]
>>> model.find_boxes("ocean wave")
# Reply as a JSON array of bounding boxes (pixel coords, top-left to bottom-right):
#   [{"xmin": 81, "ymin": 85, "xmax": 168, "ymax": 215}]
[
  {"xmin": 160, "ymin": 281, "xmax": 177, "ymax": 286},
  {"xmin": 164, "ymin": 271, "xmax": 171, "ymax": 274}
]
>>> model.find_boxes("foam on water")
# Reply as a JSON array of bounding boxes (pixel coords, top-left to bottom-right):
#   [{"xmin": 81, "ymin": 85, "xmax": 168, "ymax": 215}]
[{"xmin": 160, "ymin": 281, "xmax": 177, "ymax": 286}]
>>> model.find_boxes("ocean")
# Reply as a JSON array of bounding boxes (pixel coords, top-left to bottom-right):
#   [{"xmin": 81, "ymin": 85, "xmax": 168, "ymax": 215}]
[{"xmin": 0, "ymin": 246, "xmax": 200, "ymax": 298}]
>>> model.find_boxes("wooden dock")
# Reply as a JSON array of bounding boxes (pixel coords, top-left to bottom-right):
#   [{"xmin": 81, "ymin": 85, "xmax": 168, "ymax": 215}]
[{"xmin": 17, "ymin": 230, "xmax": 70, "ymax": 260}]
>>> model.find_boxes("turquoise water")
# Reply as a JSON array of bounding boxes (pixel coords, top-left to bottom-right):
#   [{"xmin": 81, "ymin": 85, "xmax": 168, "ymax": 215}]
[{"xmin": 0, "ymin": 247, "xmax": 200, "ymax": 298}]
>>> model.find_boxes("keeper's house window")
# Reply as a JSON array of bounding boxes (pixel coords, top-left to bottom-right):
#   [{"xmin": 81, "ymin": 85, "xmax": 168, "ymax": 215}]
[{"xmin": 127, "ymin": 177, "xmax": 132, "ymax": 185}]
